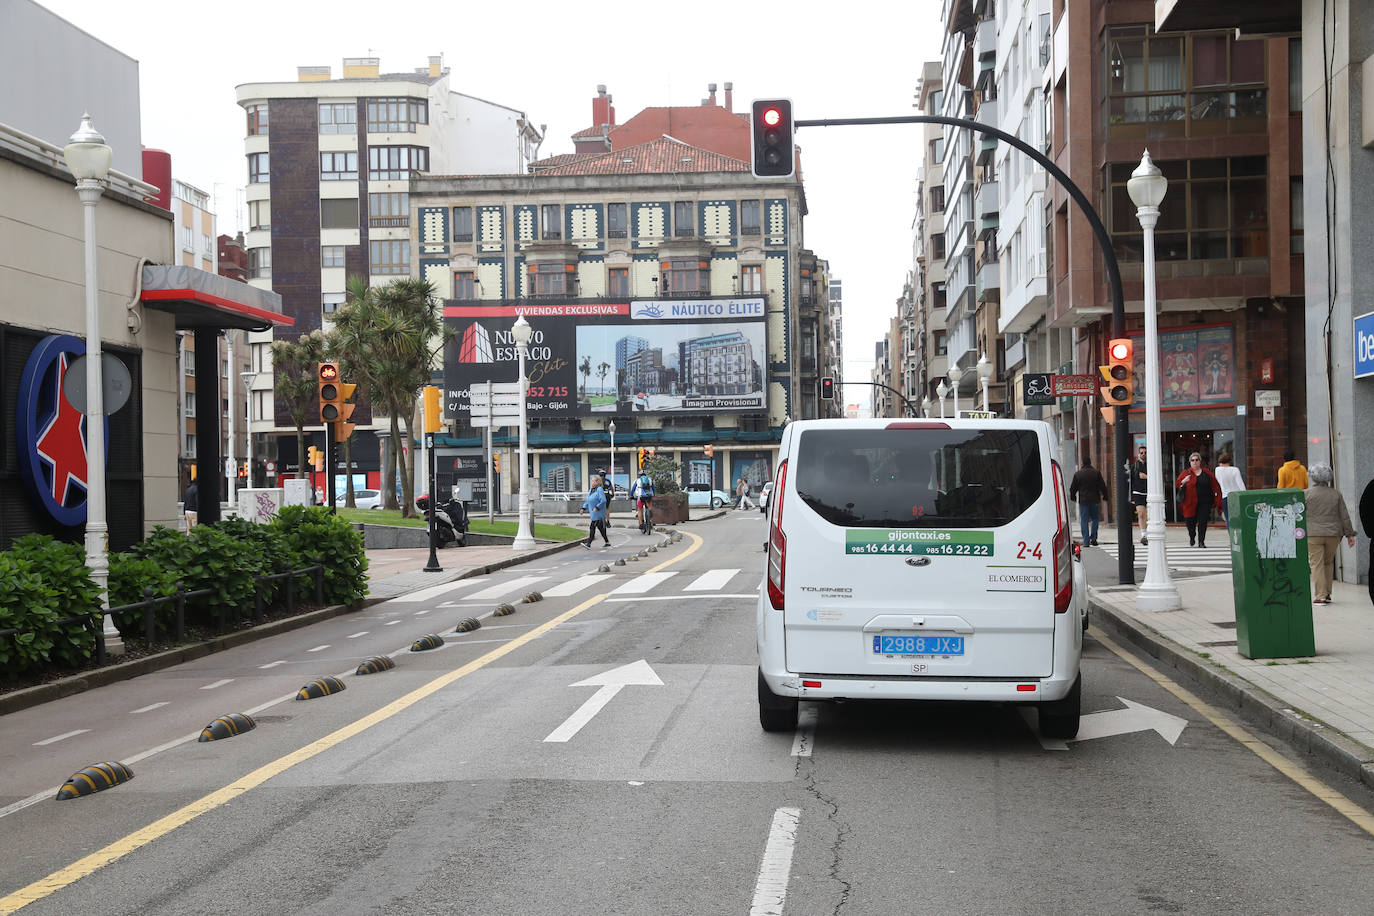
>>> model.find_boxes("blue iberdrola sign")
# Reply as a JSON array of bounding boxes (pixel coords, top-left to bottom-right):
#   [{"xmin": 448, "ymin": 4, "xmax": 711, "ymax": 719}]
[
  {"xmin": 16, "ymin": 334, "xmax": 108, "ymax": 527},
  {"xmin": 1356, "ymin": 310, "xmax": 1374, "ymax": 380}
]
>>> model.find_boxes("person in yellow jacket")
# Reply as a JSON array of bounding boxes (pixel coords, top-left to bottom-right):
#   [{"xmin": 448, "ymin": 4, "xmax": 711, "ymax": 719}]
[{"xmin": 1277, "ymin": 450, "xmax": 1308, "ymax": 489}]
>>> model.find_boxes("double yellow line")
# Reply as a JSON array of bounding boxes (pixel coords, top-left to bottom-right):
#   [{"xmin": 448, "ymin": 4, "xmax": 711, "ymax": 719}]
[{"xmin": 1, "ymin": 532, "xmax": 704, "ymax": 913}]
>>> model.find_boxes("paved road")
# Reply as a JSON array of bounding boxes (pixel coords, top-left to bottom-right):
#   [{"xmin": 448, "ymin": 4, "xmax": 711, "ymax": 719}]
[{"xmin": 3, "ymin": 512, "xmax": 1373, "ymax": 914}]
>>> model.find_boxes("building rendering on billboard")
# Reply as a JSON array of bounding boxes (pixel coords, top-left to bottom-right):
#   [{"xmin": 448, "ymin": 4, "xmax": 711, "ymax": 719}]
[{"xmin": 444, "ymin": 296, "xmax": 767, "ymax": 420}]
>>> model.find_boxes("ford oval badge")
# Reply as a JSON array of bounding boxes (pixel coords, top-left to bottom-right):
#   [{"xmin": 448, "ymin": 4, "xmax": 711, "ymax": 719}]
[{"xmin": 905, "ymin": 556, "xmax": 931, "ymax": 567}]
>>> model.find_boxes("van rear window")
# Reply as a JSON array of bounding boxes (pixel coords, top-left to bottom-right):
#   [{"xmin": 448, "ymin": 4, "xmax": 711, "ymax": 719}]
[{"xmin": 794, "ymin": 428, "xmax": 1043, "ymax": 528}]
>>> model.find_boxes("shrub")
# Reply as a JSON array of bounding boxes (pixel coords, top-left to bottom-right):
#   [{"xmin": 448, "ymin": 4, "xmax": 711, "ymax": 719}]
[
  {"xmin": 108, "ymin": 552, "xmax": 180, "ymax": 640},
  {"xmin": 272, "ymin": 505, "xmax": 368, "ymax": 605},
  {"xmin": 0, "ymin": 535, "xmax": 100, "ymax": 675},
  {"xmin": 129, "ymin": 525, "xmax": 261, "ymax": 630}
]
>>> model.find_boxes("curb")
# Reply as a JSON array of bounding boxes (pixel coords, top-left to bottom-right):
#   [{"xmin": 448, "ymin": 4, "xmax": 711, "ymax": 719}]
[
  {"xmin": 0, "ymin": 538, "xmax": 580, "ymax": 718},
  {"xmin": 1088, "ymin": 593, "xmax": 1374, "ymax": 791}
]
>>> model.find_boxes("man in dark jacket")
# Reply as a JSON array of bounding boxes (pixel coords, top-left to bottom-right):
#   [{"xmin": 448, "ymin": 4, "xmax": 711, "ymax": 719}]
[
  {"xmin": 1069, "ymin": 457, "xmax": 1108, "ymax": 546},
  {"xmin": 1361, "ymin": 478, "xmax": 1374, "ymax": 608},
  {"xmin": 183, "ymin": 479, "xmax": 199, "ymax": 530}
]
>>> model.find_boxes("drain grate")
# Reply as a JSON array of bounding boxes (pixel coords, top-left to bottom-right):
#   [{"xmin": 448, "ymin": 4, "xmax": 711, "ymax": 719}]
[{"xmin": 1199, "ymin": 639, "xmax": 1238, "ymax": 647}]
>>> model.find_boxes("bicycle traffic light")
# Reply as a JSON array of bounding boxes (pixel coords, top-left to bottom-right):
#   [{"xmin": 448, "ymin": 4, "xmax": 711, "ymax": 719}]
[
  {"xmin": 1099, "ymin": 338, "xmax": 1135, "ymax": 406},
  {"xmin": 750, "ymin": 99, "xmax": 794, "ymax": 178},
  {"xmin": 422, "ymin": 385, "xmax": 442, "ymax": 434},
  {"xmin": 821, "ymin": 376, "xmax": 835, "ymax": 400},
  {"xmin": 318, "ymin": 362, "xmax": 341, "ymax": 423}
]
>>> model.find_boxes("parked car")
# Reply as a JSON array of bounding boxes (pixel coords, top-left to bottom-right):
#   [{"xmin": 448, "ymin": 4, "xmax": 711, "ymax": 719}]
[
  {"xmin": 685, "ymin": 483, "xmax": 730, "ymax": 509},
  {"xmin": 758, "ymin": 481, "xmax": 774, "ymax": 513},
  {"xmin": 336, "ymin": 488, "xmax": 383, "ymax": 510}
]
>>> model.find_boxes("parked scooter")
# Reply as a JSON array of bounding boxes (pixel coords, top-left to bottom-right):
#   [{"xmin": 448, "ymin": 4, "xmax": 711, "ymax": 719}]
[{"xmin": 417, "ymin": 494, "xmax": 468, "ymax": 547}]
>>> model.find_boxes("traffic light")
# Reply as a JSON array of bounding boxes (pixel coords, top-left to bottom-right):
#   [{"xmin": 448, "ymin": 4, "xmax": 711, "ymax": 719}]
[
  {"xmin": 637, "ymin": 447, "xmax": 656, "ymax": 471},
  {"xmin": 306, "ymin": 445, "xmax": 322, "ymax": 472},
  {"xmin": 750, "ymin": 99, "xmax": 794, "ymax": 178},
  {"xmin": 319, "ymin": 362, "xmax": 341, "ymax": 423},
  {"xmin": 821, "ymin": 376, "xmax": 835, "ymax": 400},
  {"xmin": 332, "ymin": 383, "xmax": 357, "ymax": 440},
  {"xmin": 493, "ymin": 453, "xmax": 501, "ymax": 474},
  {"xmin": 704, "ymin": 444, "xmax": 714, "ymax": 459},
  {"xmin": 1099, "ymin": 338, "xmax": 1135, "ymax": 406},
  {"xmin": 422, "ymin": 385, "xmax": 442, "ymax": 434}
]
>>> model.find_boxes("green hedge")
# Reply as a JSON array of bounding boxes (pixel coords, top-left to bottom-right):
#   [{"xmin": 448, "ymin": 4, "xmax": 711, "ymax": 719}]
[{"xmin": 0, "ymin": 535, "xmax": 101, "ymax": 675}]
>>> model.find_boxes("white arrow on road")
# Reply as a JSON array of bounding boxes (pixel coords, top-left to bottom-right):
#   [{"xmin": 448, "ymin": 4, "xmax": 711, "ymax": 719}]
[
  {"xmin": 1034, "ymin": 697, "xmax": 1188, "ymax": 751},
  {"xmin": 543, "ymin": 660, "xmax": 664, "ymax": 743}
]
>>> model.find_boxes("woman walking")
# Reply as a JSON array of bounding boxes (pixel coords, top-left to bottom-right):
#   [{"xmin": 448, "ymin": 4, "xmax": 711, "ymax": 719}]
[
  {"xmin": 1213, "ymin": 452, "xmax": 1246, "ymax": 528},
  {"xmin": 1176, "ymin": 452, "xmax": 1222, "ymax": 548},
  {"xmin": 579, "ymin": 475, "xmax": 611, "ymax": 549},
  {"xmin": 1304, "ymin": 463, "xmax": 1356, "ymax": 605}
]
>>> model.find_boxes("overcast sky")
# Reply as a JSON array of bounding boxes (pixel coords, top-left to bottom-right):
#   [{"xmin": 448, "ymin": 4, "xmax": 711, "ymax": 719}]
[{"xmin": 39, "ymin": 0, "xmax": 945, "ymax": 414}]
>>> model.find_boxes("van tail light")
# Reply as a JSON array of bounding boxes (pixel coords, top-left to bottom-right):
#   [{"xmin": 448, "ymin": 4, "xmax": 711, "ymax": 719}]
[
  {"xmin": 767, "ymin": 459, "xmax": 788, "ymax": 610},
  {"xmin": 1051, "ymin": 460, "xmax": 1073, "ymax": 614}
]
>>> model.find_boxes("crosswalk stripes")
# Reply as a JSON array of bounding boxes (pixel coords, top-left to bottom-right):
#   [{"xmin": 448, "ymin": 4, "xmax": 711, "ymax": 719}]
[
  {"xmin": 402, "ymin": 568, "xmax": 754, "ymax": 606},
  {"xmin": 609, "ymin": 572, "xmax": 678, "ymax": 595},
  {"xmin": 542, "ymin": 574, "xmax": 614, "ymax": 597},
  {"xmin": 387, "ymin": 577, "xmax": 489, "ymax": 603},
  {"xmin": 1096, "ymin": 541, "xmax": 1233, "ymax": 571},
  {"xmin": 684, "ymin": 568, "xmax": 741, "ymax": 591},
  {"xmin": 462, "ymin": 576, "xmax": 549, "ymax": 601}
]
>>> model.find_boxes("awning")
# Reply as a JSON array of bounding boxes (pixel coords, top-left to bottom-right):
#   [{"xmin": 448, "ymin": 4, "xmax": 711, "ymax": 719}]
[
  {"xmin": 1155, "ymin": 0, "xmax": 1299, "ymax": 35},
  {"xmin": 139, "ymin": 264, "xmax": 292, "ymax": 332}
]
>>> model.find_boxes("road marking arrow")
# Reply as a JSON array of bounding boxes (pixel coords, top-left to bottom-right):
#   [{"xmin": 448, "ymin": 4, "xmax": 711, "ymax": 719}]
[
  {"xmin": 543, "ymin": 660, "xmax": 663, "ymax": 743},
  {"xmin": 1033, "ymin": 697, "xmax": 1188, "ymax": 750}
]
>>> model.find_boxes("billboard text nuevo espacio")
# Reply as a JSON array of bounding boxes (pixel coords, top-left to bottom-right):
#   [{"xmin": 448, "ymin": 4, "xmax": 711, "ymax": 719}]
[{"xmin": 443, "ymin": 297, "xmax": 768, "ymax": 421}]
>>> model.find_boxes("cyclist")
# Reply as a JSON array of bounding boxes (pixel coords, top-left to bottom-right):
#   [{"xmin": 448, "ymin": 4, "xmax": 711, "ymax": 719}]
[{"xmin": 632, "ymin": 471, "xmax": 655, "ymax": 533}]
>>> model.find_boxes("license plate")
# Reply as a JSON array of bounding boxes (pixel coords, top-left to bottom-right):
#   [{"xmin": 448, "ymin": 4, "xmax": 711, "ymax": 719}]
[{"xmin": 872, "ymin": 635, "xmax": 965, "ymax": 656}]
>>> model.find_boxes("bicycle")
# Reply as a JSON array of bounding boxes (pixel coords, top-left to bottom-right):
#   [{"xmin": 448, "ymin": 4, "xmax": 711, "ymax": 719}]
[{"xmin": 638, "ymin": 500, "xmax": 653, "ymax": 534}]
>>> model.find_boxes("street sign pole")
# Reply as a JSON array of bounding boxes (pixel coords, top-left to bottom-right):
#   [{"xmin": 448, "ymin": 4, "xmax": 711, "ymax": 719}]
[
  {"xmin": 424, "ymin": 432, "xmax": 441, "ymax": 572},
  {"xmin": 486, "ymin": 381, "xmax": 495, "ymax": 524}
]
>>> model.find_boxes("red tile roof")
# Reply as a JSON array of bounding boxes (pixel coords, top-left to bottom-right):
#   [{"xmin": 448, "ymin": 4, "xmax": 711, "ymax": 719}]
[{"xmin": 531, "ymin": 136, "xmax": 748, "ymax": 176}]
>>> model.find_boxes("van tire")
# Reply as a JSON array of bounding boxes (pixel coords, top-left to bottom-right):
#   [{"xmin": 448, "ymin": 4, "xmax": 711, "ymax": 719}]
[
  {"xmin": 758, "ymin": 669, "xmax": 799, "ymax": 732},
  {"xmin": 1038, "ymin": 674, "xmax": 1081, "ymax": 739}
]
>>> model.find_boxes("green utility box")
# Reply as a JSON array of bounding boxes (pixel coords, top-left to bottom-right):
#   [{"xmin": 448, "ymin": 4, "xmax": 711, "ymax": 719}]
[{"xmin": 1228, "ymin": 488, "xmax": 1314, "ymax": 659}]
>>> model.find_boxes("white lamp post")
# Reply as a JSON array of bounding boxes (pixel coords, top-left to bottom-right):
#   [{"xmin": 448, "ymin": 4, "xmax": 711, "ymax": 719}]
[
  {"xmin": 64, "ymin": 114, "xmax": 122, "ymax": 654},
  {"xmin": 1127, "ymin": 149, "xmax": 1180, "ymax": 612},
  {"xmin": 607, "ymin": 419, "xmax": 616, "ymax": 518},
  {"xmin": 241, "ymin": 369, "xmax": 256, "ymax": 487},
  {"xmin": 936, "ymin": 381, "xmax": 948, "ymax": 418},
  {"xmin": 948, "ymin": 364, "xmax": 963, "ymax": 417},
  {"xmin": 511, "ymin": 315, "xmax": 536, "ymax": 549},
  {"xmin": 976, "ymin": 352, "xmax": 993, "ymax": 412}
]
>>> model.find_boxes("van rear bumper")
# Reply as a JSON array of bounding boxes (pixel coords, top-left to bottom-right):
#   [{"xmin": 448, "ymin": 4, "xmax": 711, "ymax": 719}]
[{"xmin": 758, "ymin": 669, "xmax": 1077, "ymax": 703}]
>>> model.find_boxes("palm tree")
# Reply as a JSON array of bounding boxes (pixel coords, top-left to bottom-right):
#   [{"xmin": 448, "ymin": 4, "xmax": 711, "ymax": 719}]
[
  {"xmin": 579, "ymin": 355, "xmax": 592, "ymax": 400},
  {"xmin": 269, "ymin": 331, "xmax": 327, "ymax": 483},
  {"xmin": 597, "ymin": 361, "xmax": 610, "ymax": 397},
  {"xmin": 331, "ymin": 276, "xmax": 449, "ymax": 517}
]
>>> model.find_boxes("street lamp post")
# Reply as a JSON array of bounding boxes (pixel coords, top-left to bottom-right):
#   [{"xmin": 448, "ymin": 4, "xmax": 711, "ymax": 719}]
[
  {"xmin": 948, "ymin": 364, "xmax": 963, "ymax": 417},
  {"xmin": 607, "ymin": 419, "xmax": 616, "ymax": 520},
  {"xmin": 936, "ymin": 381, "xmax": 948, "ymax": 418},
  {"xmin": 241, "ymin": 370, "xmax": 256, "ymax": 488},
  {"xmin": 511, "ymin": 315, "xmax": 536, "ymax": 550},
  {"xmin": 64, "ymin": 114, "xmax": 122, "ymax": 655},
  {"xmin": 976, "ymin": 352, "xmax": 993, "ymax": 412},
  {"xmin": 922, "ymin": 397, "xmax": 934, "ymax": 419},
  {"xmin": 1128, "ymin": 150, "xmax": 1180, "ymax": 612}
]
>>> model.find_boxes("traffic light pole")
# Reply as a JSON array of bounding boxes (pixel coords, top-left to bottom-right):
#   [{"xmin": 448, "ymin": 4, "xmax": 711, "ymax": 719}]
[
  {"xmin": 834, "ymin": 380, "xmax": 918, "ymax": 418},
  {"xmin": 795, "ymin": 114, "xmax": 1133, "ymax": 584},
  {"xmin": 423, "ymin": 432, "xmax": 442, "ymax": 573}
]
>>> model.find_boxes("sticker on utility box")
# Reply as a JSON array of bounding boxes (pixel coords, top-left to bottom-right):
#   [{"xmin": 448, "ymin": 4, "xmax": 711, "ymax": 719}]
[
  {"xmin": 985, "ymin": 566, "xmax": 1047, "ymax": 592},
  {"xmin": 845, "ymin": 529, "xmax": 994, "ymax": 556}
]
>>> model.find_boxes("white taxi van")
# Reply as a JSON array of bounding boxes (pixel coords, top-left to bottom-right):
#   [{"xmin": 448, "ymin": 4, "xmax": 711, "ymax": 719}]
[{"xmin": 757, "ymin": 417, "xmax": 1084, "ymax": 738}]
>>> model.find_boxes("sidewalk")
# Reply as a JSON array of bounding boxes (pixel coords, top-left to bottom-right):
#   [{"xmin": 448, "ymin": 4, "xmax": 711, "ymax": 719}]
[{"xmin": 1086, "ymin": 527, "xmax": 1374, "ymax": 789}]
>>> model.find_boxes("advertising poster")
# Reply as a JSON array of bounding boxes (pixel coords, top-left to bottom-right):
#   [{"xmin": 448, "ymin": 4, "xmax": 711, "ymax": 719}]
[
  {"xmin": 1129, "ymin": 324, "xmax": 1234, "ymax": 408},
  {"xmin": 444, "ymin": 297, "xmax": 768, "ymax": 421},
  {"xmin": 538, "ymin": 454, "xmax": 582, "ymax": 495}
]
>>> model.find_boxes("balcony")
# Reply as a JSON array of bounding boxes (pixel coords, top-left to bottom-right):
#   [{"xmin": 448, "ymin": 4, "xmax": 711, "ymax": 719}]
[
  {"xmin": 976, "ymin": 180, "xmax": 999, "ymax": 218},
  {"xmin": 976, "ymin": 260, "xmax": 1000, "ymax": 304}
]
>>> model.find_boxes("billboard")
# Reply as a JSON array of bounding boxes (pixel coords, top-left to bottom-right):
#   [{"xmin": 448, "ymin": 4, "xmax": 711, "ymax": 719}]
[{"xmin": 444, "ymin": 297, "xmax": 767, "ymax": 421}]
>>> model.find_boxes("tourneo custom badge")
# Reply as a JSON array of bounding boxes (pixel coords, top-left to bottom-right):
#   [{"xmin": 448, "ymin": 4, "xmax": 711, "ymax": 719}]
[{"xmin": 16, "ymin": 334, "xmax": 107, "ymax": 527}]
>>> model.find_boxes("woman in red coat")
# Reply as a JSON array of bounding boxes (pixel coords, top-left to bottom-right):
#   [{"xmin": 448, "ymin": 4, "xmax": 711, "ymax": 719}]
[{"xmin": 1176, "ymin": 451, "xmax": 1223, "ymax": 547}]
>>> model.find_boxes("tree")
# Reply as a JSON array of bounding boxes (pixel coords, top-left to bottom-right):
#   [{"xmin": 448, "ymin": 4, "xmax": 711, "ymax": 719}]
[
  {"xmin": 579, "ymin": 355, "xmax": 592, "ymax": 400},
  {"xmin": 269, "ymin": 332, "xmax": 327, "ymax": 485},
  {"xmin": 597, "ymin": 361, "xmax": 610, "ymax": 397},
  {"xmin": 330, "ymin": 276, "xmax": 449, "ymax": 517}
]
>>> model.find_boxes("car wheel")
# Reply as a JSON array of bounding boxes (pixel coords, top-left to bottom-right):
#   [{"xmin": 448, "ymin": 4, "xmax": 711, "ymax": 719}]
[
  {"xmin": 1038, "ymin": 673, "xmax": 1081, "ymax": 739},
  {"xmin": 758, "ymin": 669, "xmax": 798, "ymax": 732},
  {"xmin": 712, "ymin": 497, "xmax": 724, "ymax": 509}
]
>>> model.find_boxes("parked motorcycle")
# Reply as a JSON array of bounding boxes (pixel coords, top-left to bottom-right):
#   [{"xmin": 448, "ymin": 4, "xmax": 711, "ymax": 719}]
[{"xmin": 417, "ymin": 494, "xmax": 468, "ymax": 547}]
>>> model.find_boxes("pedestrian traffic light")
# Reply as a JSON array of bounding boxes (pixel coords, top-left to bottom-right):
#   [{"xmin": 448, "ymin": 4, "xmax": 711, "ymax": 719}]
[
  {"xmin": 750, "ymin": 99, "xmax": 794, "ymax": 178},
  {"xmin": 704, "ymin": 444, "xmax": 714, "ymax": 459},
  {"xmin": 493, "ymin": 453, "xmax": 501, "ymax": 474},
  {"xmin": 422, "ymin": 385, "xmax": 442, "ymax": 434},
  {"xmin": 821, "ymin": 376, "xmax": 835, "ymax": 400},
  {"xmin": 1099, "ymin": 338, "xmax": 1135, "ymax": 406}
]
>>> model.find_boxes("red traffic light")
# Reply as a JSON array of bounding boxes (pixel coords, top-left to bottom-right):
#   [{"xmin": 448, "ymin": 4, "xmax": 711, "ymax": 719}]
[
  {"xmin": 762, "ymin": 107, "xmax": 782, "ymax": 127},
  {"xmin": 319, "ymin": 363, "xmax": 339, "ymax": 381},
  {"xmin": 1109, "ymin": 340, "xmax": 1131, "ymax": 361}
]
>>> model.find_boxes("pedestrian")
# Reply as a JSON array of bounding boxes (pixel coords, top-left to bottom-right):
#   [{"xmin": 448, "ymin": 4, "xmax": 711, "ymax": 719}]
[
  {"xmin": 1068, "ymin": 456, "xmax": 1108, "ymax": 546},
  {"xmin": 735, "ymin": 477, "xmax": 753, "ymax": 510},
  {"xmin": 1132, "ymin": 445, "xmax": 1149, "ymax": 545},
  {"xmin": 1360, "ymin": 478, "xmax": 1374, "ymax": 609},
  {"xmin": 1175, "ymin": 451, "xmax": 1222, "ymax": 548},
  {"xmin": 1304, "ymin": 463, "xmax": 1356, "ymax": 605},
  {"xmin": 1277, "ymin": 449, "xmax": 1308, "ymax": 489},
  {"xmin": 1213, "ymin": 452, "xmax": 1246, "ymax": 528},
  {"xmin": 183, "ymin": 478, "xmax": 199, "ymax": 530},
  {"xmin": 631, "ymin": 471, "xmax": 654, "ymax": 533},
  {"xmin": 578, "ymin": 475, "xmax": 611, "ymax": 549}
]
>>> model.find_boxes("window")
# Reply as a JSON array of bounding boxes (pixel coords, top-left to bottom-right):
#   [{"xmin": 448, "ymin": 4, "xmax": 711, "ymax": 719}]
[
  {"xmin": 930, "ymin": 138, "xmax": 944, "ymax": 164},
  {"xmin": 248, "ymin": 199, "xmax": 270, "ymax": 231},
  {"xmin": 320, "ymin": 151, "xmax": 358, "ymax": 180},
  {"xmin": 531, "ymin": 263, "xmax": 569, "ymax": 296},
  {"xmin": 322, "ymin": 245, "xmax": 345, "ymax": 268},
  {"xmin": 1290, "ymin": 177, "xmax": 1304, "ymax": 254},
  {"xmin": 366, "ymin": 97, "xmax": 428, "ymax": 133},
  {"xmin": 934, "ymin": 329, "xmax": 948, "ymax": 355},
  {"xmin": 184, "ymin": 392, "xmax": 196, "ymax": 417},
  {"xmin": 930, "ymin": 186, "xmax": 946, "ymax": 213},
  {"xmin": 368, "ymin": 146, "xmax": 428, "ymax": 180},
  {"xmin": 1289, "ymin": 38, "xmax": 1302, "ymax": 113},
  {"xmin": 541, "ymin": 204, "xmax": 562, "ymax": 240},
  {"xmin": 931, "ymin": 232, "xmax": 946, "ymax": 261},
  {"xmin": 186, "ymin": 433, "xmax": 196, "ymax": 458},
  {"xmin": 932, "ymin": 281, "xmax": 947, "ymax": 310},
  {"xmin": 368, "ymin": 192, "xmax": 408, "ymax": 227},
  {"xmin": 674, "ymin": 201, "xmax": 695, "ymax": 237},
  {"xmin": 319, "ymin": 102, "xmax": 356, "ymax": 134},
  {"xmin": 248, "ymin": 247, "xmax": 270, "ymax": 279},
  {"xmin": 607, "ymin": 203, "xmax": 628, "ymax": 239},
  {"xmin": 247, "ymin": 152, "xmax": 269, "ymax": 184},
  {"xmin": 181, "ymin": 225, "xmax": 193, "ymax": 251},
  {"xmin": 323, "ymin": 293, "xmax": 346, "ymax": 316},
  {"xmin": 1108, "ymin": 156, "xmax": 1267, "ymax": 261},
  {"xmin": 452, "ymin": 206, "xmax": 474, "ymax": 242},
  {"xmin": 740, "ymin": 199, "xmax": 761, "ymax": 235},
  {"xmin": 741, "ymin": 264, "xmax": 763, "ymax": 293},
  {"xmin": 320, "ymin": 198, "xmax": 358, "ymax": 230},
  {"xmin": 608, "ymin": 267, "xmax": 629, "ymax": 296},
  {"xmin": 662, "ymin": 258, "xmax": 708, "ymax": 295},
  {"xmin": 246, "ymin": 104, "xmax": 268, "ymax": 136},
  {"xmin": 369, "ymin": 239, "xmax": 410, "ymax": 275},
  {"xmin": 454, "ymin": 271, "xmax": 476, "ymax": 298}
]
